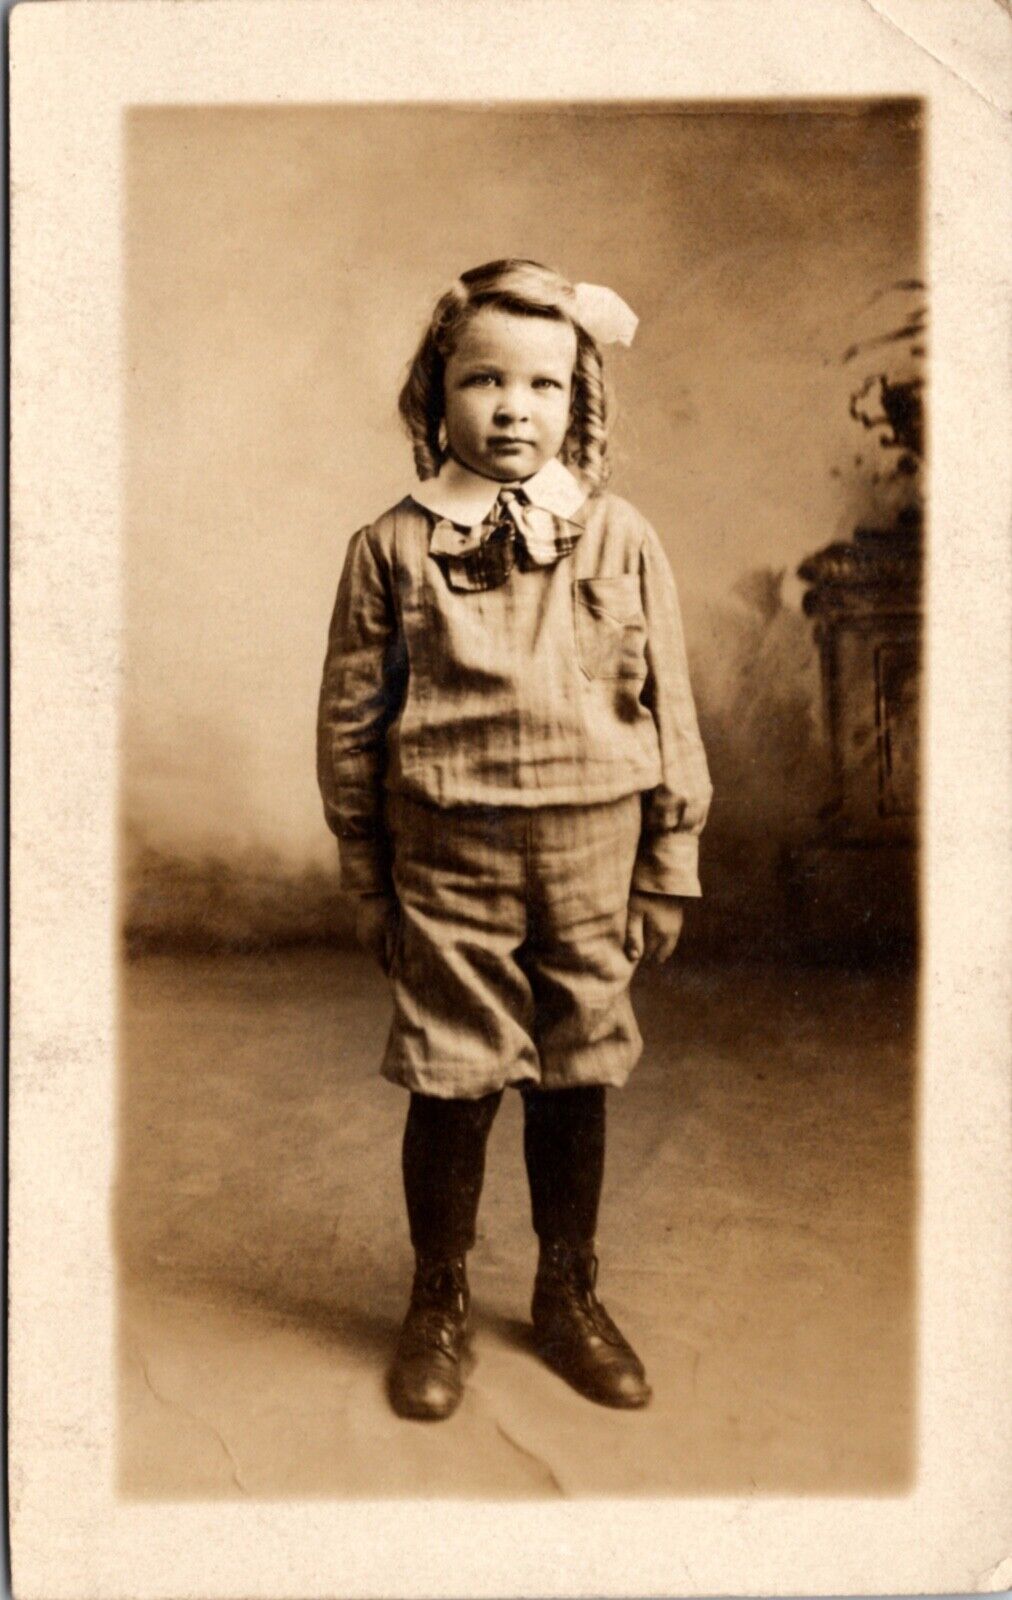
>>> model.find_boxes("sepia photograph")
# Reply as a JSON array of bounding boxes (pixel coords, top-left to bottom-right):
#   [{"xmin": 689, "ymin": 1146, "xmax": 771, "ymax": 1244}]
[
  {"xmin": 117, "ymin": 99, "xmax": 922, "ymax": 1496},
  {"xmin": 8, "ymin": 3, "xmax": 1010, "ymax": 1596}
]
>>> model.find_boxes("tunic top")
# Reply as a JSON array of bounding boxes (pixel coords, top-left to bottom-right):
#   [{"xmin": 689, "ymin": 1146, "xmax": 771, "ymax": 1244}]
[{"xmin": 317, "ymin": 459, "xmax": 712, "ymax": 898}]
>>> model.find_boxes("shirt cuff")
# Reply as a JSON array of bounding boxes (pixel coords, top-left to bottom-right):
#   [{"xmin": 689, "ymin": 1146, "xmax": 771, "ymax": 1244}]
[
  {"xmin": 632, "ymin": 831, "xmax": 702, "ymax": 898},
  {"xmin": 338, "ymin": 835, "xmax": 392, "ymax": 895}
]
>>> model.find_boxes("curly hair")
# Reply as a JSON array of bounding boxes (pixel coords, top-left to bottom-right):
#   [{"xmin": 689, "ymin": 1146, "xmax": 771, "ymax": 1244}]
[{"xmin": 397, "ymin": 258, "xmax": 611, "ymax": 488}]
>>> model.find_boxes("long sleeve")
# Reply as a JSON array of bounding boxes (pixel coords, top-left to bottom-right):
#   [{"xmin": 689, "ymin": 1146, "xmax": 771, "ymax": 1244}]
[
  {"xmin": 316, "ymin": 525, "xmax": 406, "ymax": 894},
  {"xmin": 633, "ymin": 522, "xmax": 713, "ymax": 897}
]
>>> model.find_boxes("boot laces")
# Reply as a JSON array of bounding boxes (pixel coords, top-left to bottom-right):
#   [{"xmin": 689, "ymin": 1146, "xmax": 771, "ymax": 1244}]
[
  {"xmin": 540, "ymin": 1248, "xmax": 626, "ymax": 1348},
  {"xmin": 412, "ymin": 1256, "xmax": 468, "ymax": 1313},
  {"xmin": 400, "ymin": 1256, "xmax": 469, "ymax": 1358}
]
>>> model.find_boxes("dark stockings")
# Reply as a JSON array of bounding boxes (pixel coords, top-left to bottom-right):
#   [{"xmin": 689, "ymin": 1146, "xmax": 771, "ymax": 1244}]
[
  {"xmin": 402, "ymin": 1089, "xmax": 503, "ymax": 1258},
  {"xmin": 522, "ymin": 1083, "xmax": 606, "ymax": 1248},
  {"xmin": 401, "ymin": 1083, "xmax": 606, "ymax": 1259}
]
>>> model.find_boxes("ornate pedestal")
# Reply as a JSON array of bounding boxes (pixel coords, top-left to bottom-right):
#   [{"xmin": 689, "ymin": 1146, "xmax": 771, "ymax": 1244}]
[{"xmin": 789, "ymin": 511, "xmax": 922, "ymax": 961}]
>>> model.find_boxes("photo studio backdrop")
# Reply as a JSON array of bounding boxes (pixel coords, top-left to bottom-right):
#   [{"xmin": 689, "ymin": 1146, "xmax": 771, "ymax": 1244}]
[{"xmin": 121, "ymin": 100, "xmax": 922, "ymax": 961}]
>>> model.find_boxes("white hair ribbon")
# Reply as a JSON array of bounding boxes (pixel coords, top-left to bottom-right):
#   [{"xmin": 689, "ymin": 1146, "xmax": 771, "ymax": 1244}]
[{"xmin": 571, "ymin": 282, "xmax": 639, "ymax": 347}]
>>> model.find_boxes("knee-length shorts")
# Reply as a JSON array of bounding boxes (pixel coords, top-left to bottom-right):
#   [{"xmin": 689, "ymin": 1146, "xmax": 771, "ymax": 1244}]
[{"xmin": 381, "ymin": 791, "xmax": 645, "ymax": 1099}]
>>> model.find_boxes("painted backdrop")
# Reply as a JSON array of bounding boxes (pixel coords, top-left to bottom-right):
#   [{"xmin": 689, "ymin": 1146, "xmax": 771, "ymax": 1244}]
[{"xmin": 122, "ymin": 102, "xmax": 922, "ymax": 954}]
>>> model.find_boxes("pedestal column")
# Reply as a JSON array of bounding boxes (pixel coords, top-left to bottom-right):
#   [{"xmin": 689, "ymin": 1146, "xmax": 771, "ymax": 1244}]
[{"xmin": 789, "ymin": 510, "xmax": 922, "ymax": 961}]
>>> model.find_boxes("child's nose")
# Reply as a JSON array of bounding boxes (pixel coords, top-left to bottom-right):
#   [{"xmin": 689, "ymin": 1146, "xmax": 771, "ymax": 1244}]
[{"xmin": 494, "ymin": 387, "xmax": 530, "ymax": 423}]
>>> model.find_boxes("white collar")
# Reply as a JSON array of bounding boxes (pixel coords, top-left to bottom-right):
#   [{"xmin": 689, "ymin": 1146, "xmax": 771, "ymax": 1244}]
[{"xmin": 409, "ymin": 456, "xmax": 588, "ymax": 528}]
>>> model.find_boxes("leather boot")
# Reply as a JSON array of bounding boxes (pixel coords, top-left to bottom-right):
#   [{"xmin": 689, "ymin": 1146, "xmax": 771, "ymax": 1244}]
[
  {"xmin": 388, "ymin": 1255, "xmax": 470, "ymax": 1421},
  {"xmin": 531, "ymin": 1241, "xmax": 652, "ymax": 1409}
]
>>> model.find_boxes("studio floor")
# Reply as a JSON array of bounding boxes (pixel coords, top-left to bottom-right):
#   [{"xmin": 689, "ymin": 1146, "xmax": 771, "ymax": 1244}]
[{"xmin": 116, "ymin": 949, "xmax": 916, "ymax": 1498}]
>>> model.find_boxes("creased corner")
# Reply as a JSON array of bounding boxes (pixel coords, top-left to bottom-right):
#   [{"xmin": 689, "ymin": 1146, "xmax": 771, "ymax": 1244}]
[
  {"xmin": 858, "ymin": 0, "xmax": 1011, "ymax": 118},
  {"xmin": 977, "ymin": 1554, "xmax": 1012, "ymax": 1592}
]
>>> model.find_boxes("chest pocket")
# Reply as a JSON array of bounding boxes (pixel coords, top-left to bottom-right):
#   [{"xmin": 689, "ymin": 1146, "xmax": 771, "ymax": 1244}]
[{"xmin": 574, "ymin": 575, "xmax": 648, "ymax": 681}]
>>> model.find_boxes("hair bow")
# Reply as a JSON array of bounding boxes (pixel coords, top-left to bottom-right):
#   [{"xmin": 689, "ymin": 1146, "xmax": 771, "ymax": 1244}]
[{"xmin": 571, "ymin": 282, "xmax": 639, "ymax": 347}]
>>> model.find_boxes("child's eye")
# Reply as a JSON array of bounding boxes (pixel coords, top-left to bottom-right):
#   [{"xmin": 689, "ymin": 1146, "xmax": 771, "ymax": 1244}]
[
  {"xmin": 533, "ymin": 377, "xmax": 563, "ymax": 390},
  {"xmin": 464, "ymin": 373, "xmax": 497, "ymax": 386}
]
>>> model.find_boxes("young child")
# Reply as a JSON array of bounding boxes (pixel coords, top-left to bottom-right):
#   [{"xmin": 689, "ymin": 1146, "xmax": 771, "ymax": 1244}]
[{"xmin": 317, "ymin": 258, "xmax": 712, "ymax": 1421}]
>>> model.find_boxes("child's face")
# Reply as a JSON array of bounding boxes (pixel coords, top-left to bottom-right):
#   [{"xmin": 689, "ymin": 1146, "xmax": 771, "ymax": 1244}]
[{"xmin": 442, "ymin": 307, "xmax": 577, "ymax": 482}]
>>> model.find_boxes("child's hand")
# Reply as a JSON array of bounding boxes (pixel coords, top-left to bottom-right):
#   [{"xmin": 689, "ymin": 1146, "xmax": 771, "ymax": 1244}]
[
  {"xmin": 624, "ymin": 891, "xmax": 685, "ymax": 965},
  {"xmin": 355, "ymin": 892, "xmax": 400, "ymax": 974}
]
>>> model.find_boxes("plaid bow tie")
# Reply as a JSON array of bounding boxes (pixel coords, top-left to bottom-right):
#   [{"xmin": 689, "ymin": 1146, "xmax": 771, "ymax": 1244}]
[{"xmin": 432, "ymin": 487, "xmax": 583, "ymax": 593}]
